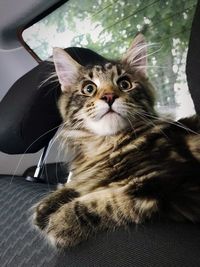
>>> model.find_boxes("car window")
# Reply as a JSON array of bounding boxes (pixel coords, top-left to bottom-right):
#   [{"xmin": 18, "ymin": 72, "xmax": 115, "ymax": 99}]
[{"xmin": 22, "ymin": 0, "xmax": 197, "ymax": 119}]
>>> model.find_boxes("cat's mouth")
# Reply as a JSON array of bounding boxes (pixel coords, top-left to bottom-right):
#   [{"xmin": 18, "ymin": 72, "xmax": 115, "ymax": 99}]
[
  {"xmin": 85, "ymin": 105, "xmax": 129, "ymax": 135},
  {"xmin": 102, "ymin": 108, "xmax": 121, "ymax": 118},
  {"xmin": 105, "ymin": 109, "xmax": 115, "ymax": 114}
]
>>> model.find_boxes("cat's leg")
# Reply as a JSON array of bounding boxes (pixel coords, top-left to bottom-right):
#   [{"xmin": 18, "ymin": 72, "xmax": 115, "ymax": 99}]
[
  {"xmin": 43, "ymin": 186, "xmax": 159, "ymax": 248},
  {"xmin": 34, "ymin": 185, "xmax": 80, "ymax": 230}
]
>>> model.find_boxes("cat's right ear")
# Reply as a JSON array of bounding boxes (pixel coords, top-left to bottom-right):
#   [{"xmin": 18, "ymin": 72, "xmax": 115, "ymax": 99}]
[
  {"xmin": 53, "ymin": 48, "xmax": 81, "ymax": 92},
  {"xmin": 122, "ymin": 33, "xmax": 147, "ymax": 76}
]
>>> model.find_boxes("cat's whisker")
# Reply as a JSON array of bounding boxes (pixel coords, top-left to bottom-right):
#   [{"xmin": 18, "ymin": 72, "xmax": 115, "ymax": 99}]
[
  {"xmin": 127, "ymin": 42, "xmax": 160, "ymax": 58},
  {"xmin": 9, "ymin": 124, "xmax": 66, "ymax": 185},
  {"xmin": 126, "ymin": 110, "xmax": 154, "ymax": 130},
  {"xmin": 131, "ymin": 103, "xmax": 199, "ymax": 135},
  {"xmin": 41, "ymin": 124, "xmax": 66, "ymax": 164},
  {"xmin": 39, "ymin": 73, "xmax": 59, "ymax": 88},
  {"xmin": 59, "ymin": 120, "xmax": 91, "ymax": 142},
  {"xmin": 37, "ymin": 123, "xmax": 69, "ymax": 187},
  {"xmin": 118, "ymin": 103, "xmax": 170, "ymax": 139},
  {"xmin": 133, "ymin": 112, "xmax": 170, "ymax": 140},
  {"xmin": 123, "ymin": 103, "xmax": 177, "ymax": 135},
  {"xmin": 131, "ymin": 44, "xmax": 162, "ymax": 66},
  {"xmin": 75, "ymin": 108, "xmax": 96, "ymax": 118},
  {"xmin": 137, "ymin": 65, "xmax": 169, "ymax": 69},
  {"xmin": 126, "ymin": 116, "xmax": 138, "ymax": 139},
  {"xmin": 9, "ymin": 120, "xmax": 73, "ymax": 185},
  {"xmin": 138, "ymin": 110, "xmax": 200, "ymax": 136}
]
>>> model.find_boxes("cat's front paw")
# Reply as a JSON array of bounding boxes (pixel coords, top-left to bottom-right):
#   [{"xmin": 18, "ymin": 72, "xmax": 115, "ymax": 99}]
[
  {"xmin": 45, "ymin": 203, "xmax": 86, "ymax": 248},
  {"xmin": 33, "ymin": 198, "xmax": 54, "ymax": 230},
  {"xmin": 33, "ymin": 188, "xmax": 80, "ymax": 230}
]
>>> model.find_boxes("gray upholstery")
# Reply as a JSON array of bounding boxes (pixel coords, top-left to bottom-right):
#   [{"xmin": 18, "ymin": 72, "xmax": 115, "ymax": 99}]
[{"xmin": 1, "ymin": 176, "xmax": 200, "ymax": 267}]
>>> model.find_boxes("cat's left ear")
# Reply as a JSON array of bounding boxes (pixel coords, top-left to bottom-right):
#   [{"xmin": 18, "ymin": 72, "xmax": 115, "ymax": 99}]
[
  {"xmin": 122, "ymin": 33, "xmax": 147, "ymax": 76},
  {"xmin": 53, "ymin": 48, "xmax": 81, "ymax": 92}
]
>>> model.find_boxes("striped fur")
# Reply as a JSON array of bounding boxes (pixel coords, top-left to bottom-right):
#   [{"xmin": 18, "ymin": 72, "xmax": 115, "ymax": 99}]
[{"xmin": 34, "ymin": 34, "xmax": 200, "ymax": 248}]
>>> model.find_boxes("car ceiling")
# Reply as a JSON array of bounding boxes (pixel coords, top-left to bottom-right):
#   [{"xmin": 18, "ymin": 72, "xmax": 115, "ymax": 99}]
[{"xmin": 0, "ymin": 0, "xmax": 63, "ymax": 50}]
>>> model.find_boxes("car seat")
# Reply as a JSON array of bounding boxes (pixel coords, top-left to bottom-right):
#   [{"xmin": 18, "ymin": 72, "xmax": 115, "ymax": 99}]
[{"xmin": 0, "ymin": 1, "xmax": 200, "ymax": 265}]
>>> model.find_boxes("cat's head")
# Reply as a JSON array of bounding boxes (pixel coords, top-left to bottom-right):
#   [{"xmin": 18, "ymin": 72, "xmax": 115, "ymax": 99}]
[{"xmin": 53, "ymin": 34, "xmax": 155, "ymax": 136}]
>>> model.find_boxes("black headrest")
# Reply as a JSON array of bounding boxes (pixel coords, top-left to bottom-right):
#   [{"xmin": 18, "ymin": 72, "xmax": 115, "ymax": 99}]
[
  {"xmin": 186, "ymin": 0, "xmax": 200, "ymax": 115},
  {"xmin": 0, "ymin": 47, "xmax": 108, "ymax": 154}
]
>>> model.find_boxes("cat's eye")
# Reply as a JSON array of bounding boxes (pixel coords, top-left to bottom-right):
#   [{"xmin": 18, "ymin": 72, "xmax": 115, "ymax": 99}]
[
  {"xmin": 117, "ymin": 77, "xmax": 132, "ymax": 92},
  {"xmin": 82, "ymin": 82, "xmax": 97, "ymax": 96}
]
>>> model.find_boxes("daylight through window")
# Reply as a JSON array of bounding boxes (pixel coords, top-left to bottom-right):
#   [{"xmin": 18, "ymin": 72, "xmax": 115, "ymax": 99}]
[{"xmin": 22, "ymin": 0, "xmax": 197, "ymax": 119}]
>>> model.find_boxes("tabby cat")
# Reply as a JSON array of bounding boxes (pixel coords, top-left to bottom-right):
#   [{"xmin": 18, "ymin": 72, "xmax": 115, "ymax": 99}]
[{"xmin": 34, "ymin": 34, "xmax": 200, "ymax": 248}]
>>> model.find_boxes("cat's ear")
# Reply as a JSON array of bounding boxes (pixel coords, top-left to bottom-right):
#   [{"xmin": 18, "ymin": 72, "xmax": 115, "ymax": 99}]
[
  {"xmin": 53, "ymin": 48, "xmax": 81, "ymax": 91},
  {"xmin": 122, "ymin": 33, "xmax": 147, "ymax": 76}
]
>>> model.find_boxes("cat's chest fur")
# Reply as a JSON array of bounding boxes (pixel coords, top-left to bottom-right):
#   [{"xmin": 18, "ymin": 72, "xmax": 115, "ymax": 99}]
[{"xmin": 68, "ymin": 123, "xmax": 186, "ymax": 186}]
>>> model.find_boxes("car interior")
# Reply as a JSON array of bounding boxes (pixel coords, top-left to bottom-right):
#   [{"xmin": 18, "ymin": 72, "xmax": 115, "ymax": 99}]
[{"xmin": 0, "ymin": 0, "xmax": 200, "ymax": 266}]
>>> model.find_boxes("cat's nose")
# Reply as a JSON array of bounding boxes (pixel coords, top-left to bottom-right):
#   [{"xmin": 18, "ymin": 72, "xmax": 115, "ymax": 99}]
[{"xmin": 101, "ymin": 93, "xmax": 118, "ymax": 107}]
